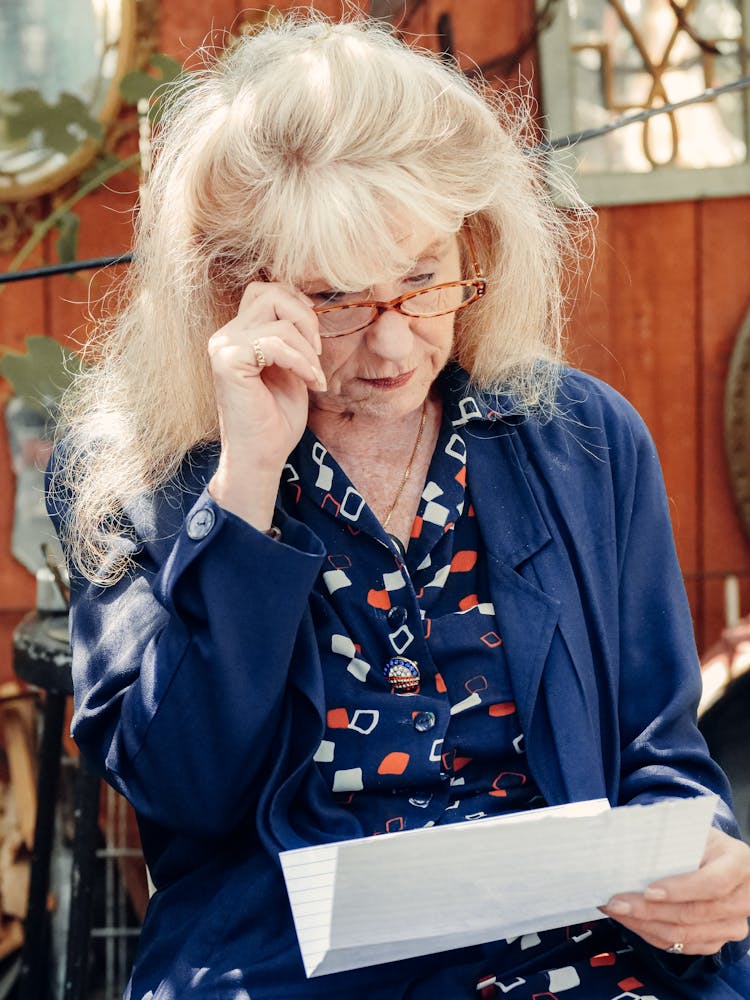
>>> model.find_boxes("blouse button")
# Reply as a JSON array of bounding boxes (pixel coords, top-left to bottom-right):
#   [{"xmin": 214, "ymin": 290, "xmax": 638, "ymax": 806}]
[
  {"xmin": 414, "ymin": 711, "xmax": 436, "ymax": 732},
  {"xmin": 386, "ymin": 605, "xmax": 408, "ymax": 627}
]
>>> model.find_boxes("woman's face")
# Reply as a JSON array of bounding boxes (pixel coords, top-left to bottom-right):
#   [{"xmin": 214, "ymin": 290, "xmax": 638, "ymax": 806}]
[{"xmin": 302, "ymin": 226, "xmax": 461, "ymax": 422}]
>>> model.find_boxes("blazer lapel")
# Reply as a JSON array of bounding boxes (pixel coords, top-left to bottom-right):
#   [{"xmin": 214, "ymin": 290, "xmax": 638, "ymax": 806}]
[
  {"xmin": 467, "ymin": 425, "xmax": 609, "ymax": 804},
  {"xmin": 467, "ymin": 425, "xmax": 559, "ymax": 729}
]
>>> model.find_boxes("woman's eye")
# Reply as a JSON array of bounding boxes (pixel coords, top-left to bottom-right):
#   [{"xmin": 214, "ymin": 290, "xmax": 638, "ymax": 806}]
[
  {"xmin": 406, "ymin": 272, "xmax": 436, "ymax": 287},
  {"xmin": 311, "ymin": 290, "xmax": 346, "ymax": 307}
]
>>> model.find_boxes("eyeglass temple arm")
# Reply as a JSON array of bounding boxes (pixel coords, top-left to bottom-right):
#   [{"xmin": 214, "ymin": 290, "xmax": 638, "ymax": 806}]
[{"xmin": 463, "ymin": 228, "xmax": 486, "ymax": 292}]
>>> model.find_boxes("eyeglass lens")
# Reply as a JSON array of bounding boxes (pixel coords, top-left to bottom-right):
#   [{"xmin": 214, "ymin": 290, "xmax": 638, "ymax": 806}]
[{"xmin": 317, "ymin": 282, "xmax": 479, "ymax": 337}]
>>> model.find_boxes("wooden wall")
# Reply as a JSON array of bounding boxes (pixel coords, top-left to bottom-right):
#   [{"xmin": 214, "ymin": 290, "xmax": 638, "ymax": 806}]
[
  {"xmin": 1, "ymin": 0, "xmax": 749, "ymax": 684},
  {"xmin": 569, "ymin": 198, "xmax": 750, "ymax": 651}
]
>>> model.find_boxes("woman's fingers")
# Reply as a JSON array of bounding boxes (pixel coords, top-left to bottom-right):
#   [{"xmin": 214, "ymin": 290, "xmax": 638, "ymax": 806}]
[
  {"xmin": 644, "ymin": 827, "xmax": 750, "ymax": 902},
  {"xmin": 602, "ymin": 908, "xmax": 749, "ymax": 955},
  {"xmin": 238, "ymin": 280, "xmax": 322, "ymax": 355},
  {"xmin": 249, "ymin": 334, "xmax": 327, "ymax": 390},
  {"xmin": 600, "ymin": 828, "xmax": 750, "ymax": 955},
  {"xmin": 211, "ymin": 281, "xmax": 325, "ymax": 391},
  {"xmin": 604, "ymin": 881, "xmax": 750, "ymax": 925},
  {"xmin": 210, "ymin": 320, "xmax": 326, "ymax": 391}
]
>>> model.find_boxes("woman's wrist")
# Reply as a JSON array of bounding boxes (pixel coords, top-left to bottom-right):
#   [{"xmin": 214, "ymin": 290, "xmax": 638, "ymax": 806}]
[{"xmin": 207, "ymin": 461, "xmax": 281, "ymax": 532}]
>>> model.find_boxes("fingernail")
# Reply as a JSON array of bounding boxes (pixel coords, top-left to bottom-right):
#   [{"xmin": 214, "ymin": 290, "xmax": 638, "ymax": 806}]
[
  {"xmin": 606, "ymin": 899, "xmax": 631, "ymax": 915},
  {"xmin": 645, "ymin": 887, "xmax": 667, "ymax": 901},
  {"xmin": 313, "ymin": 366, "xmax": 327, "ymax": 390}
]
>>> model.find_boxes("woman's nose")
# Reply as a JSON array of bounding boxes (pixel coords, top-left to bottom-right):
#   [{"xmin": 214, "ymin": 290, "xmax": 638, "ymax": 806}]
[{"xmin": 363, "ymin": 308, "xmax": 414, "ymax": 361}]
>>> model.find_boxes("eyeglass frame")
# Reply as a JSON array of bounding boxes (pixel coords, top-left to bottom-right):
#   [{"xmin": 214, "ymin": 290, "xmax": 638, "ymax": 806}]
[{"xmin": 311, "ymin": 229, "xmax": 487, "ymax": 339}]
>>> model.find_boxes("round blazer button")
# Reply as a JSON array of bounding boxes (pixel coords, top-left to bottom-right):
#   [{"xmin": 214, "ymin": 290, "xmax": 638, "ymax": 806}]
[
  {"xmin": 413, "ymin": 711, "xmax": 436, "ymax": 732},
  {"xmin": 386, "ymin": 605, "xmax": 408, "ymax": 627},
  {"xmin": 187, "ymin": 507, "xmax": 215, "ymax": 540}
]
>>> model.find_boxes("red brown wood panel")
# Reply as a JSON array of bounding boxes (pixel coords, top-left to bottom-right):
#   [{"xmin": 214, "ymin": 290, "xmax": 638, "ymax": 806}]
[
  {"xmin": 429, "ymin": 0, "xmax": 536, "ymax": 75},
  {"xmin": 569, "ymin": 202, "xmax": 700, "ymax": 579},
  {"xmin": 0, "ymin": 245, "xmax": 46, "ymax": 346},
  {"xmin": 566, "ymin": 208, "xmax": 617, "ymax": 385},
  {"xmin": 46, "ymin": 173, "xmax": 141, "ymax": 347},
  {"xmin": 697, "ymin": 196, "xmax": 750, "ymax": 647},
  {"xmin": 0, "ymin": 613, "xmax": 30, "ymax": 685},
  {"xmin": 295, "ymin": 1, "xmax": 359, "ymax": 16},
  {"xmin": 157, "ymin": 0, "xmax": 242, "ymax": 61}
]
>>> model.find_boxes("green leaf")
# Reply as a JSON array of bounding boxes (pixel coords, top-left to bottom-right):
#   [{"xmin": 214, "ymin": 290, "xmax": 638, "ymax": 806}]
[
  {"xmin": 3, "ymin": 88, "xmax": 101, "ymax": 153},
  {"xmin": 56, "ymin": 212, "xmax": 80, "ymax": 264},
  {"xmin": 120, "ymin": 54, "xmax": 194, "ymax": 125},
  {"xmin": 58, "ymin": 93, "xmax": 103, "ymax": 136},
  {"xmin": 119, "ymin": 69, "xmax": 161, "ymax": 105},
  {"xmin": 0, "ymin": 336, "xmax": 84, "ymax": 412},
  {"xmin": 149, "ymin": 54, "xmax": 183, "ymax": 82},
  {"xmin": 4, "ymin": 89, "xmax": 49, "ymax": 140},
  {"xmin": 120, "ymin": 54, "xmax": 185, "ymax": 105}
]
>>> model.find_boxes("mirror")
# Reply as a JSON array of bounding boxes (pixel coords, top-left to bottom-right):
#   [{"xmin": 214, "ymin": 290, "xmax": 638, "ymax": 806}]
[{"xmin": 0, "ymin": 0, "xmax": 155, "ymax": 202}]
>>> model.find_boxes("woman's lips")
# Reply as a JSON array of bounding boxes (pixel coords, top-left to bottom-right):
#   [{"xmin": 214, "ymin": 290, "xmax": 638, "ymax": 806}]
[{"xmin": 358, "ymin": 370, "xmax": 415, "ymax": 390}]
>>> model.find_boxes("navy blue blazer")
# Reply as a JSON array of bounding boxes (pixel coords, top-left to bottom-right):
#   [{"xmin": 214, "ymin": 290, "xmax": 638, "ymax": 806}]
[{"xmin": 49, "ymin": 368, "xmax": 750, "ymax": 994}]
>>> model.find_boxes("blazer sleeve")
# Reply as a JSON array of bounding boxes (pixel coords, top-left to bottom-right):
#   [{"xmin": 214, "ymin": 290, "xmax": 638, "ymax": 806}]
[
  {"xmin": 603, "ymin": 388, "xmax": 749, "ymax": 978},
  {"xmin": 610, "ymin": 397, "xmax": 736, "ymax": 830},
  {"xmin": 47, "ymin": 468, "xmax": 326, "ymax": 839}
]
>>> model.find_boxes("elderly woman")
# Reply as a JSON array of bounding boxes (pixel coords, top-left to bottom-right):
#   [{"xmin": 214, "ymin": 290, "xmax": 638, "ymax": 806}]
[{"xmin": 48, "ymin": 13, "xmax": 750, "ymax": 1000}]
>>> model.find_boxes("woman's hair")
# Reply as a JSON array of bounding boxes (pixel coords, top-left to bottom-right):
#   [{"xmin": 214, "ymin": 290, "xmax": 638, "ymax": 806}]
[{"xmin": 53, "ymin": 9, "xmax": 589, "ymax": 584}]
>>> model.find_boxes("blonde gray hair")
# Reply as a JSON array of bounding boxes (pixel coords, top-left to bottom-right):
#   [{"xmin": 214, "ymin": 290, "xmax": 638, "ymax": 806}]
[{"xmin": 54, "ymin": 9, "xmax": 588, "ymax": 584}]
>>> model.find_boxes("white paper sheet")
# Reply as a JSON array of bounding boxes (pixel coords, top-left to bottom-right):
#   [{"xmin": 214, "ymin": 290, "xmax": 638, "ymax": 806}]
[{"xmin": 279, "ymin": 795, "xmax": 717, "ymax": 978}]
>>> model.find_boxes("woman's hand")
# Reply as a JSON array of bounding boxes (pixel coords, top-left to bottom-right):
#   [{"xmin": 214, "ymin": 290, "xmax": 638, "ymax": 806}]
[
  {"xmin": 207, "ymin": 281, "xmax": 327, "ymax": 528},
  {"xmin": 601, "ymin": 827, "xmax": 750, "ymax": 955}
]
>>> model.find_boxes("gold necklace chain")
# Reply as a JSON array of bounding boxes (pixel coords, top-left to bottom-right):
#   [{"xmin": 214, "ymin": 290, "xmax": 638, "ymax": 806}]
[{"xmin": 382, "ymin": 399, "xmax": 428, "ymax": 531}]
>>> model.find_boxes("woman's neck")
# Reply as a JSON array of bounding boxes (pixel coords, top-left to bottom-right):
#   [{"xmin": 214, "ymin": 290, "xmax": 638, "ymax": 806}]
[{"xmin": 307, "ymin": 396, "xmax": 442, "ymax": 542}]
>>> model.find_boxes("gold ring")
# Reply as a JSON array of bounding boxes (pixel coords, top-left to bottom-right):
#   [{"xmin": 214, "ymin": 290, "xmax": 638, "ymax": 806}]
[
  {"xmin": 666, "ymin": 942, "xmax": 684, "ymax": 954},
  {"xmin": 252, "ymin": 338, "xmax": 267, "ymax": 370}
]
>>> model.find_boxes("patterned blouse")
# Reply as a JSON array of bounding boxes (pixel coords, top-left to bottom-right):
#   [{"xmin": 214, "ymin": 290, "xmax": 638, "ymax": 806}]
[
  {"xmin": 282, "ymin": 387, "xmax": 542, "ymax": 837},
  {"xmin": 277, "ymin": 368, "xmax": 675, "ymax": 999}
]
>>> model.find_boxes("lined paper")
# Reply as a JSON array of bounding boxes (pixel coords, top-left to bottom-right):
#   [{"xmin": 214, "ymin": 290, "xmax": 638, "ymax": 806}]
[{"xmin": 280, "ymin": 796, "xmax": 717, "ymax": 978}]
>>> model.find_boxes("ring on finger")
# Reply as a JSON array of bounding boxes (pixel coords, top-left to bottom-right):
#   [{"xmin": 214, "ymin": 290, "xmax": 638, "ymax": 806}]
[
  {"xmin": 666, "ymin": 942, "xmax": 685, "ymax": 955},
  {"xmin": 252, "ymin": 338, "xmax": 267, "ymax": 370}
]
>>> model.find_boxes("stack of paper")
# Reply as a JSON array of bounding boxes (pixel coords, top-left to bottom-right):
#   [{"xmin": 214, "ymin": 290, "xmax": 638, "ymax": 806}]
[{"xmin": 280, "ymin": 795, "xmax": 717, "ymax": 978}]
